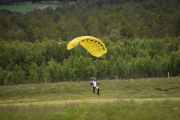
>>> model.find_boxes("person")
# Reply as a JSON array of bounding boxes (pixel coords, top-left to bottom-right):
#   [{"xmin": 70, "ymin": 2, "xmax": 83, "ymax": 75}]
[
  {"xmin": 96, "ymin": 86, "xmax": 100, "ymax": 96},
  {"xmin": 90, "ymin": 77, "xmax": 100, "ymax": 95}
]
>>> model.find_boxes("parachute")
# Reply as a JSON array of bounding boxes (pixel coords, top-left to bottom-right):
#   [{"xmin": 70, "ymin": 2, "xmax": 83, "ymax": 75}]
[{"xmin": 67, "ymin": 36, "xmax": 107, "ymax": 58}]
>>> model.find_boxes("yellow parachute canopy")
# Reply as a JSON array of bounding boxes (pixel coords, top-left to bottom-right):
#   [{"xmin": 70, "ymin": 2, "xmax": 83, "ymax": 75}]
[{"xmin": 67, "ymin": 36, "xmax": 107, "ymax": 58}]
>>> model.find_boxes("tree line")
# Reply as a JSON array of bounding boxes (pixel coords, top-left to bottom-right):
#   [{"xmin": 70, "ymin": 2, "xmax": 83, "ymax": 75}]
[
  {"xmin": 0, "ymin": 38, "xmax": 180, "ymax": 85},
  {"xmin": 0, "ymin": 0, "xmax": 180, "ymax": 41}
]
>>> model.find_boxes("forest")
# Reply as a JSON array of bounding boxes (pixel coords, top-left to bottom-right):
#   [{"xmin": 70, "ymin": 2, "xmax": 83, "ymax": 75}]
[{"xmin": 0, "ymin": 0, "xmax": 180, "ymax": 85}]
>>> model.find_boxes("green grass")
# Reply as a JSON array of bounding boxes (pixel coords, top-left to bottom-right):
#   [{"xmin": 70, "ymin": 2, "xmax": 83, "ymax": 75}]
[
  {"xmin": 0, "ymin": 77, "xmax": 180, "ymax": 120},
  {"xmin": 0, "ymin": 101, "xmax": 180, "ymax": 120},
  {"xmin": 0, "ymin": 3, "xmax": 33, "ymax": 13},
  {"xmin": 0, "ymin": 77, "xmax": 180, "ymax": 102},
  {"xmin": 0, "ymin": 2, "xmax": 59, "ymax": 13}
]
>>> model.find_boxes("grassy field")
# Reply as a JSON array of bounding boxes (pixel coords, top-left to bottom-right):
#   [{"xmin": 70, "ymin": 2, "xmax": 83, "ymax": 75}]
[
  {"xmin": 0, "ymin": 2, "xmax": 33, "ymax": 13},
  {"xmin": 0, "ymin": 77, "xmax": 180, "ymax": 120},
  {"xmin": 0, "ymin": 2, "xmax": 59, "ymax": 13},
  {"xmin": 0, "ymin": 101, "xmax": 180, "ymax": 120}
]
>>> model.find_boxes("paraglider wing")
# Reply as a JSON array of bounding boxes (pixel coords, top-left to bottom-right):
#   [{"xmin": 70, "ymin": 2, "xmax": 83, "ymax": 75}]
[
  {"xmin": 67, "ymin": 36, "xmax": 107, "ymax": 58},
  {"xmin": 67, "ymin": 38, "xmax": 81, "ymax": 50},
  {"xmin": 79, "ymin": 36, "xmax": 107, "ymax": 57}
]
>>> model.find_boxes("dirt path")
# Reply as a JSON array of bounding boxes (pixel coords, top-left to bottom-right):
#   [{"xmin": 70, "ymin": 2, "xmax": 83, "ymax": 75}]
[{"xmin": 0, "ymin": 97, "xmax": 180, "ymax": 106}]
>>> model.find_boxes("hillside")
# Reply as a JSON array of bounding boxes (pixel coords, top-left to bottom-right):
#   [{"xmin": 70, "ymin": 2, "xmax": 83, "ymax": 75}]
[{"xmin": 0, "ymin": 0, "xmax": 180, "ymax": 84}]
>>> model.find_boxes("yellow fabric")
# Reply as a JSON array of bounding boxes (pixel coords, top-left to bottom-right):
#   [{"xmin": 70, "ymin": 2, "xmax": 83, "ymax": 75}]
[
  {"xmin": 67, "ymin": 36, "xmax": 107, "ymax": 58},
  {"xmin": 67, "ymin": 38, "xmax": 81, "ymax": 50}
]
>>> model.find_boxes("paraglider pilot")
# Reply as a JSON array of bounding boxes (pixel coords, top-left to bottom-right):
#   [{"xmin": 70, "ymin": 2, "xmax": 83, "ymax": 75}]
[{"xmin": 90, "ymin": 77, "xmax": 100, "ymax": 95}]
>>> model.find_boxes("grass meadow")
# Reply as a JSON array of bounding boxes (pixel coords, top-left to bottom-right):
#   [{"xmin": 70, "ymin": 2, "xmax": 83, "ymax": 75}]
[
  {"xmin": 0, "ymin": 77, "xmax": 180, "ymax": 120},
  {"xmin": 0, "ymin": 2, "xmax": 58, "ymax": 13},
  {"xmin": 0, "ymin": 2, "xmax": 33, "ymax": 13},
  {"xmin": 0, "ymin": 101, "xmax": 180, "ymax": 120}
]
